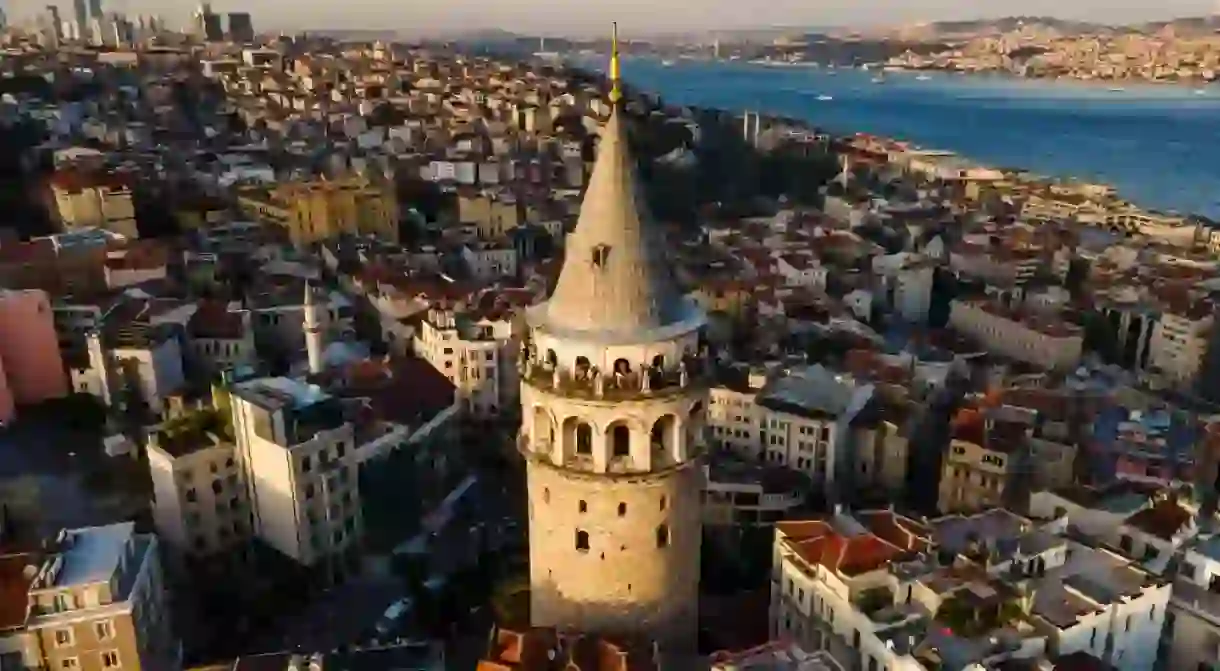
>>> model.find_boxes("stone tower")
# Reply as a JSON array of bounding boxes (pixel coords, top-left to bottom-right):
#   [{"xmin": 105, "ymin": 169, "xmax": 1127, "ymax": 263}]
[
  {"xmin": 518, "ymin": 24, "xmax": 707, "ymax": 653},
  {"xmin": 303, "ymin": 280, "xmax": 324, "ymax": 375}
]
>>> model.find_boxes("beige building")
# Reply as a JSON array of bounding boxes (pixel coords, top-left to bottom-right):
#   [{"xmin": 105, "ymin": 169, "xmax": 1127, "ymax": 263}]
[
  {"xmin": 413, "ymin": 306, "xmax": 520, "ymax": 422},
  {"xmin": 948, "ymin": 298, "xmax": 1083, "ymax": 370},
  {"xmin": 939, "ymin": 404, "xmax": 1076, "ymax": 514},
  {"xmin": 0, "ymin": 523, "xmax": 179, "ymax": 671},
  {"xmin": 517, "ymin": 93, "xmax": 706, "ymax": 652},
  {"xmin": 229, "ymin": 376, "xmax": 363, "ymax": 584},
  {"xmin": 1147, "ymin": 305, "xmax": 1213, "ymax": 388},
  {"xmin": 48, "ymin": 170, "xmax": 138, "ymax": 239},
  {"xmin": 147, "ymin": 409, "xmax": 252, "ymax": 570},
  {"xmin": 238, "ymin": 176, "xmax": 399, "ymax": 247}
]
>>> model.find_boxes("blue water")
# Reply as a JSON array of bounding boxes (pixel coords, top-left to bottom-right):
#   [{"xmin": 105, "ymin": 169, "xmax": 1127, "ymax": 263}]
[{"xmin": 619, "ymin": 60, "xmax": 1220, "ymax": 218}]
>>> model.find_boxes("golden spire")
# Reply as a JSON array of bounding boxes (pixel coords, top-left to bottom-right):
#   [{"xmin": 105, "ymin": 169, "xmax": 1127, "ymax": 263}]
[{"xmin": 609, "ymin": 22, "xmax": 622, "ymax": 104}]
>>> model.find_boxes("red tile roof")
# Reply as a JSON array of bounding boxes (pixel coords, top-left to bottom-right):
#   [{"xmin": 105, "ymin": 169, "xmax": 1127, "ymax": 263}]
[{"xmin": 0, "ymin": 552, "xmax": 39, "ymax": 631}]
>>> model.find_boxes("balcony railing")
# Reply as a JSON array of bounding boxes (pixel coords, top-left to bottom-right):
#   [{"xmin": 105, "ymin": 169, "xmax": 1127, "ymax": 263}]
[{"xmin": 520, "ymin": 352, "xmax": 709, "ymax": 401}]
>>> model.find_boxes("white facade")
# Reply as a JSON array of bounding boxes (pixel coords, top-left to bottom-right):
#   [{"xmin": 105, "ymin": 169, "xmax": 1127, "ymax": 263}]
[
  {"xmin": 413, "ymin": 308, "xmax": 518, "ymax": 420},
  {"xmin": 1147, "ymin": 310, "xmax": 1212, "ymax": 388},
  {"xmin": 147, "ymin": 435, "xmax": 251, "ymax": 561},
  {"xmin": 230, "ymin": 378, "xmax": 362, "ymax": 574},
  {"xmin": 948, "ymin": 299, "xmax": 1083, "ymax": 370}
]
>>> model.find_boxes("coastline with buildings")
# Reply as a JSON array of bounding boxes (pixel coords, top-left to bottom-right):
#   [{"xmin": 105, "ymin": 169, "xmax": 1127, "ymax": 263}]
[
  {"xmin": 604, "ymin": 57, "xmax": 1220, "ymax": 220},
  {"xmin": 7, "ymin": 12, "xmax": 1220, "ymax": 671}
]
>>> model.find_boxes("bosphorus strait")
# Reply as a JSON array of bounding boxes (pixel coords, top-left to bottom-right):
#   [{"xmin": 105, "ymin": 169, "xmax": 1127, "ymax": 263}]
[{"xmin": 622, "ymin": 59, "xmax": 1220, "ymax": 218}]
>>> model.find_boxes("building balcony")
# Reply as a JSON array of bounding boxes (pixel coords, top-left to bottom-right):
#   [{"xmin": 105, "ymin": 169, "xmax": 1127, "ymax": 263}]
[{"xmin": 520, "ymin": 353, "xmax": 708, "ymax": 402}]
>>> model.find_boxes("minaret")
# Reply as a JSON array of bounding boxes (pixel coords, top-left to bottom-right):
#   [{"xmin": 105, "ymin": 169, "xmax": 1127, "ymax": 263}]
[
  {"xmin": 303, "ymin": 281, "xmax": 324, "ymax": 375},
  {"xmin": 518, "ymin": 23, "xmax": 707, "ymax": 653}
]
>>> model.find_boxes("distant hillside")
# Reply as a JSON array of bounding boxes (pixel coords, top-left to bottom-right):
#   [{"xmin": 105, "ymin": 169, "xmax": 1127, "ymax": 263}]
[{"xmin": 901, "ymin": 15, "xmax": 1220, "ymax": 39}]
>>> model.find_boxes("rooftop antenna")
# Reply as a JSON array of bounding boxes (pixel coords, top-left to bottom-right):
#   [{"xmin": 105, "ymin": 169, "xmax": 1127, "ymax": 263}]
[{"xmin": 609, "ymin": 21, "xmax": 622, "ymax": 104}]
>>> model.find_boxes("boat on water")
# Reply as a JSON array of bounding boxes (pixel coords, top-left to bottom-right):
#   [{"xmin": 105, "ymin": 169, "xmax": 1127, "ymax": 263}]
[
  {"xmin": 1195, "ymin": 88, "xmax": 1208, "ymax": 95},
  {"xmin": 661, "ymin": 59, "xmax": 675, "ymax": 67},
  {"xmin": 871, "ymin": 76, "xmax": 886, "ymax": 84},
  {"xmin": 1108, "ymin": 86, "xmax": 1126, "ymax": 92},
  {"xmin": 915, "ymin": 74, "xmax": 932, "ymax": 81},
  {"xmin": 816, "ymin": 94, "xmax": 834, "ymax": 101}
]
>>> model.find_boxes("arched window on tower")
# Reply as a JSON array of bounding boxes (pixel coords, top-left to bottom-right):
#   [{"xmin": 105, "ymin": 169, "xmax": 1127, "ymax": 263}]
[
  {"xmin": 611, "ymin": 424, "xmax": 630, "ymax": 459},
  {"xmin": 613, "ymin": 358, "xmax": 632, "ymax": 376},
  {"xmin": 545, "ymin": 349, "xmax": 558, "ymax": 367},
  {"xmin": 656, "ymin": 524, "xmax": 669, "ymax": 548},
  {"xmin": 575, "ymin": 356, "xmax": 591, "ymax": 376},
  {"xmin": 576, "ymin": 423, "xmax": 593, "ymax": 455},
  {"xmin": 652, "ymin": 354, "xmax": 665, "ymax": 370},
  {"xmin": 576, "ymin": 529, "xmax": 590, "ymax": 552}
]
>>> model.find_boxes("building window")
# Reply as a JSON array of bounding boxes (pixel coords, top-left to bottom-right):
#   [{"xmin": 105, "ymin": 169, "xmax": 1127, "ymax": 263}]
[
  {"xmin": 543, "ymin": 488, "xmax": 550, "ymax": 504},
  {"xmin": 575, "ymin": 423, "xmax": 593, "ymax": 455},
  {"xmin": 302, "ymin": 456, "xmax": 312, "ymax": 473},
  {"xmin": 305, "ymin": 484, "xmax": 315, "ymax": 499},
  {"xmin": 656, "ymin": 524, "xmax": 669, "ymax": 548},
  {"xmin": 60, "ymin": 659, "xmax": 79, "ymax": 669},
  {"xmin": 54, "ymin": 628, "xmax": 74, "ymax": 647},
  {"xmin": 660, "ymin": 496, "xmax": 667, "ymax": 511},
  {"xmin": 94, "ymin": 620, "xmax": 114, "ymax": 640},
  {"xmin": 576, "ymin": 530, "xmax": 590, "ymax": 552},
  {"xmin": 101, "ymin": 650, "xmax": 120, "ymax": 668},
  {"xmin": 579, "ymin": 500, "xmax": 587, "ymax": 513},
  {"xmin": 611, "ymin": 424, "xmax": 630, "ymax": 458}
]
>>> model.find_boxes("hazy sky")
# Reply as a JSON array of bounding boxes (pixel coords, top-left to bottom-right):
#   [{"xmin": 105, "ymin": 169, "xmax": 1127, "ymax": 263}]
[{"xmin": 16, "ymin": 0, "xmax": 1220, "ymax": 35}]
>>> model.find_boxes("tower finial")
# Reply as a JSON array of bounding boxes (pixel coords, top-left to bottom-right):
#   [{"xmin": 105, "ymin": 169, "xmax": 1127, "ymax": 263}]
[{"xmin": 609, "ymin": 22, "xmax": 622, "ymax": 104}]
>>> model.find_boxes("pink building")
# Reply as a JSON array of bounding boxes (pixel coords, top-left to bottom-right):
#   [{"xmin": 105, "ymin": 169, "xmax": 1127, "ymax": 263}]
[
  {"xmin": 0, "ymin": 290, "xmax": 67, "ymax": 420},
  {"xmin": 0, "ymin": 354, "xmax": 12, "ymax": 424}
]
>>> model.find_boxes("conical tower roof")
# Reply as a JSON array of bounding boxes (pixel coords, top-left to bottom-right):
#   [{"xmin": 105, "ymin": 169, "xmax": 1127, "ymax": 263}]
[{"xmin": 534, "ymin": 30, "xmax": 686, "ymax": 337}]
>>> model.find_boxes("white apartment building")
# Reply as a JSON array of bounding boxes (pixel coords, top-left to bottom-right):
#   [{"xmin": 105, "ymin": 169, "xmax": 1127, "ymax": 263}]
[
  {"xmin": 1147, "ymin": 307, "xmax": 1213, "ymax": 388},
  {"xmin": 948, "ymin": 299, "xmax": 1083, "ymax": 370},
  {"xmin": 771, "ymin": 508, "xmax": 1169, "ymax": 671},
  {"xmin": 147, "ymin": 423, "xmax": 251, "ymax": 569},
  {"xmin": 1167, "ymin": 535, "xmax": 1220, "ymax": 671},
  {"xmin": 708, "ymin": 365, "xmax": 873, "ymax": 499},
  {"xmin": 230, "ymin": 376, "xmax": 362, "ymax": 583},
  {"xmin": 80, "ymin": 322, "xmax": 186, "ymax": 413},
  {"xmin": 873, "ymin": 254, "xmax": 936, "ymax": 325},
  {"xmin": 460, "ymin": 242, "xmax": 518, "ymax": 282},
  {"xmin": 413, "ymin": 306, "xmax": 519, "ymax": 421}
]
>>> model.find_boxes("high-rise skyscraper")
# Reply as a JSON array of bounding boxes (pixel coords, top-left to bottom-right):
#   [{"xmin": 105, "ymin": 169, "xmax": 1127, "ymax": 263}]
[
  {"xmin": 227, "ymin": 12, "xmax": 254, "ymax": 43},
  {"xmin": 72, "ymin": 0, "xmax": 88, "ymax": 35},
  {"xmin": 44, "ymin": 5, "xmax": 62, "ymax": 45},
  {"xmin": 518, "ymin": 24, "xmax": 705, "ymax": 654},
  {"xmin": 195, "ymin": 3, "xmax": 222, "ymax": 41}
]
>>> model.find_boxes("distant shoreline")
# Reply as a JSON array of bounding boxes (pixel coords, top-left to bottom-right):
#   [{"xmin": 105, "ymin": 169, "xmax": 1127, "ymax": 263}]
[{"xmin": 574, "ymin": 57, "xmax": 1220, "ymax": 221}]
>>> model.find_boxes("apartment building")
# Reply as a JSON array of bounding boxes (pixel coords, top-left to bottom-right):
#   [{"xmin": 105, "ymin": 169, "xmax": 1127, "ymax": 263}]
[
  {"xmin": 48, "ymin": 169, "xmax": 138, "ymax": 239},
  {"xmin": 1146, "ymin": 304, "xmax": 1213, "ymax": 388},
  {"xmin": 185, "ymin": 301, "xmax": 257, "ymax": 376},
  {"xmin": 412, "ymin": 306, "xmax": 519, "ymax": 421},
  {"xmin": 237, "ymin": 176, "xmax": 399, "ymax": 247},
  {"xmin": 708, "ymin": 365, "xmax": 875, "ymax": 500},
  {"xmin": 0, "ymin": 289, "xmax": 67, "ymax": 423},
  {"xmin": 147, "ymin": 409, "xmax": 252, "ymax": 571},
  {"xmin": 229, "ymin": 376, "xmax": 361, "ymax": 584},
  {"xmin": 0, "ymin": 523, "xmax": 179, "ymax": 671},
  {"xmin": 770, "ymin": 507, "xmax": 1169, "ymax": 671},
  {"xmin": 1166, "ymin": 535, "xmax": 1220, "ymax": 671},
  {"xmin": 702, "ymin": 457, "xmax": 807, "ymax": 530},
  {"xmin": 80, "ymin": 320, "xmax": 186, "ymax": 414},
  {"xmin": 948, "ymin": 299, "xmax": 1083, "ymax": 370}
]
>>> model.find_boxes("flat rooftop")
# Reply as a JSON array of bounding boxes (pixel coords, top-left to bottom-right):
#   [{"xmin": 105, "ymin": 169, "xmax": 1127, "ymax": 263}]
[{"xmin": 54, "ymin": 523, "xmax": 134, "ymax": 588}]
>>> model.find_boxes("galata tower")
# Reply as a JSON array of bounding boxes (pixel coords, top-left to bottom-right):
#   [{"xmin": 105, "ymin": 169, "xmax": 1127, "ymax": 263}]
[{"xmin": 516, "ymin": 24, "xmax": 707, "ymax": 653}]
